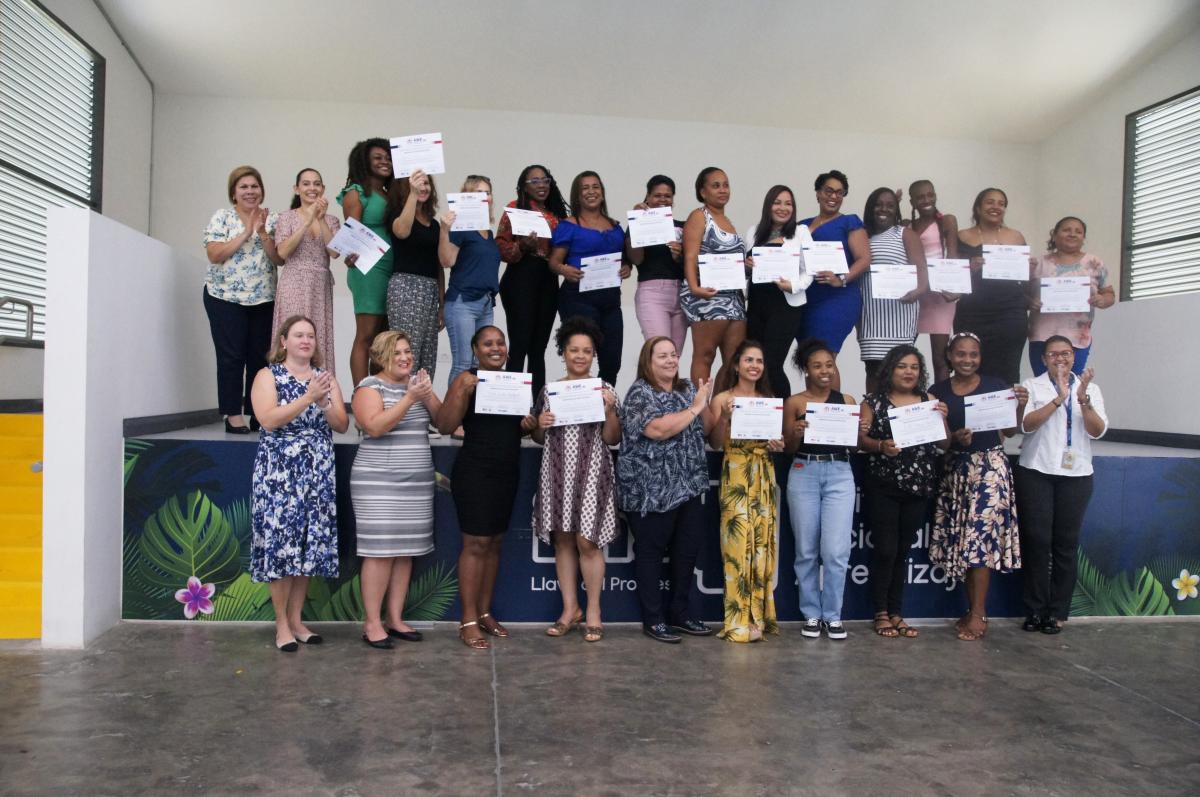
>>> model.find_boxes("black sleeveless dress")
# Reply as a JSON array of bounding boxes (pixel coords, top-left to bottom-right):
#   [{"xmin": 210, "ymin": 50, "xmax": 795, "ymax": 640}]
[
  {"xmin": 953, "ymin": 237, "xmax": 1028, "ymax": 385},
  {"xmin": 450, "ymin": 369, "xmax": 525, "ymax": 535}
]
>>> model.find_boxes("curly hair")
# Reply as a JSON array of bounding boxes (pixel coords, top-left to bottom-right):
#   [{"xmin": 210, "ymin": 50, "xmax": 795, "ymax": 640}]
[
  {"xmin": 343, "ymin": 138, "xmax": 390, "ymax": 197},
  {"xmin": 814, "ymin": 169, "xmax": 849, "ymax": 195},
  {"xmin": 874, "ymin": 344, "xmax": 929, "ymax": 396},
  {"xmin": 555, "ymin": 315, "xmax": 604, "ymax": 356},
  {"xmin": 792, "ymin": 337, "xmax": 834, "ymax": 372}
]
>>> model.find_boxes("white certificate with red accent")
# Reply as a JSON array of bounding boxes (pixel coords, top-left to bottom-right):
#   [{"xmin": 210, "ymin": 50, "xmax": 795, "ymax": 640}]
[
  {"xmin": 803, "ymin": 402, "xmax": 860, "ymax": 447},
  {"xmin": 546, "ymin": 378, "xmax": 605, "ymax": 426},
  {"xmin": 698, "ymin": 254, "xmax": 746, "ymax": 291},
  {"xmin": 964, "ymin": 389, "xmax": 1018, "ymax": 432},
  {"xmin": 731, "ymin": 396, "xmax": 784, "ymax": 440},
  {"xmin": 389, "ymin": 132, "xmax": 445, "ymax": 177},
  {"xmin": 475, "ymin": 371, "xmax": 532, "ymax": 416},
  {"xmin": 982, "ymin": 244, "xmax": 1030, "ymax": 281},
  {"xmin": 887, "ymin": 399, "xmax": 946, "ymax": 449}
]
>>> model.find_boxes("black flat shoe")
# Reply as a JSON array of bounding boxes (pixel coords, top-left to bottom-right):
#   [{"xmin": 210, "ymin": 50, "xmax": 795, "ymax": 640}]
[
  {"xmin": 276, "ymin": 639, "xmax": 299, "ymax": 652},
  {"xmin": 670, "ymin": 619, "xmax": 714, "ymax": 636},
  {"xmin": 1041, "ymin": 618, "xmax": 1064, "ymax": 635},
  {"xmin": 643, "ymin": 623, "xmax": 681, "ymax": 644},
  {"xmin": 362, "ymin": 634, "xmax": 394, "ymax": 649},
  {"xmin": 386, "ymin": 627, "xmax": 423, "ymax": 642},
  {"xmin": 1022, "ymin": 616, "xmax": 1042, "ymax": 632},
  {"xmin": 225, "ymin": 417, "xmax": 252, "ymax": 435},
  {"xmin": 295, "ymin": 632, "xmax": 323, "ymax": 645}
]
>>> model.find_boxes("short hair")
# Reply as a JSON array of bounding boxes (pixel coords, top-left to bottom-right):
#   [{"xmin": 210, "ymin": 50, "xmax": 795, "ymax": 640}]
[
  {"xmin": 368, "ymin": 329, "xmax": 412, "ymax": 369},
  {"xmin": 555, "ymin": 315, "xmax": 604, "ymax": 356},
  {"xmin": 875, "ymin": 344, "xmax": 929, "ymax": 396},
  {"xmin": 1043, "ymin": 334, "xmax": 1074, "ymax": 351},
  {"xmin": 470, "ymin": 324, "xmax": 505, "ymax": 349},
  {"xmin": 814, "ymin": 169, "xmax": 849, "ymax": 195},
  {"xmin": 268, "ymin": 315, "xmax": 323, "ymax": 369},
  {"xmin": 636, "ymin": 336, "xmax": 686, "ymax": 393},
  {"xmin": 645, "ymin": 174, "xmax": 675, "ymax": 196},
  {"xmin": 694, "ymin": 166, "xmax": 725, "ymax": 203},
  {"xmin": 1047, "ymin": 216, "xmax": 1087, "ymax": 252},
  {"xmin": 227, "ymin": 165, "xmax": 264, "ymax": 204},
  {"xmin": 944, "ymin": 331, "xmax": 981, "ymax": 373},
  {"xmin": 971, "ymin": 188, "xmax": 1008, "ymax": 226},
  {"xmin": 792, "ymin": 338, "xmax": 834, "ymax": 372}
]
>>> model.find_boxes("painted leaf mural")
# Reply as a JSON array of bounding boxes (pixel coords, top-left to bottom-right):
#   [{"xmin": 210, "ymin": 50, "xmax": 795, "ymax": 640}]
[
  {"xmin": 138, "ymin": 491, "xmax": 242, "ymax": 589},
  {"xmin": 202, "ymin": 573, "xmax": 274, "ymax": 622}
]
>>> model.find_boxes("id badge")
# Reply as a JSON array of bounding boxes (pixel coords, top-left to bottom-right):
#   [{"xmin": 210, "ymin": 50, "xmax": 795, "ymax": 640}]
[{"xmin": 1060, "ymin": 450, "xmax": 1076, "ymax": 470}]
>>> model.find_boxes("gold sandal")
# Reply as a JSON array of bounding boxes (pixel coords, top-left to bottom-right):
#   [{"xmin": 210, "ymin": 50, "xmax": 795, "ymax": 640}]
[
  {"xmin": 479, "ymin": 612, "xmax": 509, "ymax": 638},
  {"xmin": 459, "ymin": 620, "xmax": 490, "ymax": 650},
  {"xmin": 583, "ymin": 625, "xmax": 604, "ymax": 643},
  {"xmin": 546, "ymin": 612, "xmax": 583, "ymax": 637}
]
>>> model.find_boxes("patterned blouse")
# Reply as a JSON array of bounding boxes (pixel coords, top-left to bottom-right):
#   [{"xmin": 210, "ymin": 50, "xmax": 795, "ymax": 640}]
[
  {"xmin": 202, "ymin": 207, "xmax": 279, "ymax": 305},
  {"xmin": 617, "ymin": 378, "xmax": 709, "ymax": 514},
  {"xmin": 863, "ymin": 391, "xmax": 942, "ymax": 497},
  {"xmin": 1028, "ymin": 252, "xmax": 1109, "ymax": 348}
]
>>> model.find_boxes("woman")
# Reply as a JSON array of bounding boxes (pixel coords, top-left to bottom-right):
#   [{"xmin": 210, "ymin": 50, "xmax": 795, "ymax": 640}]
[
  {"xmin": 707, "ymin": 340, "xmax": 784, "ymax": 642},
  {"xmin": 628, "ymin": 175, "xmax": 687, "ymax": 353},
  {"xmin": 681, "ymin": 166, "xmax": 747, "ymax": 386},
  {"xmin": 202, "ymin": 165, "xmax": 283, "ymax": 433},
  {"xmin": 744, "ymin": 185, "xmax": 814, "ymax": 398},
  {"xmin": 351, "ymin": 330, "xmax": 441, "ymax": 649},
  {"xmin": 955, "ymin": 188, "xmax": 1033, "ymax": 385},
  {"xmin": 858, "ymin": 345, "xmax": 950, "ymax": 638},
  {"xmin": 928, "ymin": 333, "xmax": 1025, "ymax": 641},
  {"xmin": 273, "ymin": 168, "xmax": 341, "ymax": 375},
  {"xmin": 549, "ymin": 171, "xmax": 631, "ymax": 386},
  {"xmin": 859, "ymin": 188, "xmax": 928, "ymax": 393},
  {"xmin": 436, "ymin": 326, "xmax": 537, "ymax": 648},
  {"xmin": 795, "ymin": 170, "xmax": 871, "ymax": 374},
  {"xmin": 531, "ymin": 316, "xmax": 621, "ymax": 642},
  {"xmin": 1015, "ymin": 336, "xmax": 1107, "ymax": 634},
  {"xmin": 1028, "ymin": 216, "xmax": 1114, "ymax": 375},
  {"xmin": 497, "ymin": 164, "xmax": 568, "ymax": 397},
  {"xmin": 249, "ymin": 315, "xmax": 349, "ymax": 651},
  {"xmin": 439, "ymin": 175, "xmax": 502, "ymax": 386},
  {"xmin": 337, "ymin": 138, "xmax": 393, "ymax": 386},
  {"xmin": 783, "ymin": 338, "xmax": 858, "ymax": 640},
  {"xmin": 386, "ymin": 168, "xmax": 443, "ymax": 381},
  {"xmin": 909, "ymin": 180, "xmax": 960, "ymax": 383},
  {"xmin": 618, "ymin": 337, "xmax": 716, "ymax": 643}
]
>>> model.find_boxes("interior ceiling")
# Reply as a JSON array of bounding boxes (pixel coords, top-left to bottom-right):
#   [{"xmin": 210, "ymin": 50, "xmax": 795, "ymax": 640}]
[{"xmin": 98, "ymin": 0, "xmax": 1200, "ymax": 143}]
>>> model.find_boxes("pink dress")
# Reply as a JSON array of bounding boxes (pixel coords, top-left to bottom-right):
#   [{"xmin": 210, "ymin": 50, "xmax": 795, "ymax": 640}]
[
  {"xmin": 916, "ymin": 220, "xmax": 955, "ymax": 335},
  {"xmin": 271, "ymin": 209, "xmax": 340, "ymax": 374}
]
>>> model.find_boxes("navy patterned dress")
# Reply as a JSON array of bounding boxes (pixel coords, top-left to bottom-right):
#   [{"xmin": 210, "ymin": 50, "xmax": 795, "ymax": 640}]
[{"xmin": 250, "ymin": 363, "xmax": 339, "ymax": 582}]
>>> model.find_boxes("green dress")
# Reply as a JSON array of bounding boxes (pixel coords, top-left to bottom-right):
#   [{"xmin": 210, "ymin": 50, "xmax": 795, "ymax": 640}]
[
  {"xmin": 336, "ymin": 183, "xmax": 393, "ymax": 315},
  {"xmin": 718, "ymin": 438, "xmax": 780, "ymax": 642}
]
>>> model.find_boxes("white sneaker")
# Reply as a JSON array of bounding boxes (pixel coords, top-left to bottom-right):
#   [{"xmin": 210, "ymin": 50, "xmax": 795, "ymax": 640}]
[
  {"xmin": 823, "ymin": 620, "xmax": 847, "ymax": 640},
  {"xmin": 800, "ymin": 619, "xmax": 821, "ymax": 638}
]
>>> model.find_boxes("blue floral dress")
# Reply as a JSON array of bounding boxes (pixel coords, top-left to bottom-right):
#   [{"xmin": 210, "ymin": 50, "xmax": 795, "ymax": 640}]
[{"xmin": 250, "ymin": 364, "xmax": 339, "ymax": 582}]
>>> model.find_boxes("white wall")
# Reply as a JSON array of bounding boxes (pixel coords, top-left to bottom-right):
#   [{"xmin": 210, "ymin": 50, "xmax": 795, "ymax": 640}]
[
  {"xmin": 1037, "ymin": 27, "xmax": 1200, "ymax": 434},
  {"xmin": 42, "ymin": 207, "xmax": 213, "ymax": 648}
]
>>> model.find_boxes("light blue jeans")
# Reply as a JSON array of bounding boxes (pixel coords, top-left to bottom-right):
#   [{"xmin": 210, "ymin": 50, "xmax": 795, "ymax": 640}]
[
  {"xmin": 444, "ymin": 293, "xmax": 494, "ymax": 383},
  {"xmin": 786, "ymin": 459, "xmax": 856, "ymax": 622}
]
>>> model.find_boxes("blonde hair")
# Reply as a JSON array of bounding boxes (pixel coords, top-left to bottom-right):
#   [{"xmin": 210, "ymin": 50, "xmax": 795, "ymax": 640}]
[
  {"xmin": 268, "ymin": 315, "xmax": 323, "ymax": 368},
  {"xmin": 369, "ymin": 329, "xmax": 412, "ymax": 368},
  {"xmin": 461, "ymin": 175, "xmax": 494, "ymax": 224},
  {"xmin": 227, "ymin": 165, "xmax": 265, "ymax": 203}
]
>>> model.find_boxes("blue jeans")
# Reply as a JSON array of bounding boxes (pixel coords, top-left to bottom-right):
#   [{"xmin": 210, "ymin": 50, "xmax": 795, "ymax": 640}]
[
  {"xmin": 558, "ymin": 284, "xmax": 623, "ymax": 386},
  {"xmin": 786, "ymin": 459, "xmax": 856, "ymax": 622},
  {"xmin": 1029, "ymin": 340, "xmax": 1090, "ymax": 376},
  {"xmin": 445, "ymin": 294, "xmax": 494, "ymax": 383}
]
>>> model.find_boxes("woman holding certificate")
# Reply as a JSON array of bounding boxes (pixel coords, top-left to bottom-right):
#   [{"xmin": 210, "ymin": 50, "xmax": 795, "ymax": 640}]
[
  {"xmin": 955, "ymin": 188, "xmax": 1033, "ymax": 385},
  {"xmin": 548, "ymin": 171, "xmax": 631, "ymax": 386},
  {"xmin": 707, "ymin": 341, "xmax": 784, "ymax": 642},
  {"xmin": 1015, "ymin": 336, "xmax": 1107, "ymax": 635},
  {"xmin": 909, "ymin": 180, "xmax": 960, "ymax": 383},
  {"xmin": 440, "ymin": 175, "xmax": 502, "ymax": 386},
  {"xmin": 795, "ymin": 170, "xmax": 871, "ymax": 370},
  {"xmin": 437, "ymin": 325, "xmax": 537, "ymax": 649},
  {"xmin": 629, "ymin": 175, "xmax": 687, "ymax": 353},
  {"xmin": 681, "ymin": 167, "xmax": 747, "ymax": 386},
  {"xmin": 783, "ymin": 339, "xmax": 858, "ymax": 640},
  {"xmin": 386, "ymin": 168, "xmax": 443, "ymax": 381},
  {"xmin": 497, "ymin": 165, "xmax": 568, "ymax": 397},
  {"xmin": 858, "ymin": 345, "xmax": 950, "ymax": 638},
  {"xmin": 618, "ymin": 337, "xmax": 716, "ymax": 643},
  {"xmin": 531, "ymin": 317, "xmax": 621, "ymax": 642},
  {"xmin": 744, "ymin": 185, "xmax": 814, "ymax": 398},
  {"xmin": 1027, "ymin": 217, "xmax": 1114, "ymax": 375},
  {"xmin": 928, "ymin": 333, "xmax": 1025, "ymax": 641}
]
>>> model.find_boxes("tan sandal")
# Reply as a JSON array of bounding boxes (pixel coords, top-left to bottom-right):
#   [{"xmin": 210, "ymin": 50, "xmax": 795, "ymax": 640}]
[
  {"xmin": 583, "ymin": 625, "xmax": 604, "ymax": 643},
  {"xmin": 478, "ymin": 612, "xmax": 509, "ymax": 638},
  {"xmin": 459, "ymin": 620, "xmax": 490, "ymax": 650},
  {"xmin": 889, "ymin": 614, "xmax": 920, "ymax": 638},
  {"xmin": 874, "ymin": 612, "xmax": 899, "ymax": 637},
  {"xmin": 546, "ymin": 612, "xmax": 583, "ymax": 637}
]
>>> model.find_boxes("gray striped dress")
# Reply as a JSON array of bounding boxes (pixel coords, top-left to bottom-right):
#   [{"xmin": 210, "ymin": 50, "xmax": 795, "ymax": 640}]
[
  {"xmin": 350, "ymin": 376, "xmax": 435, "ymax": 557},
  {"xmin": 858, "ymin": 224, "xmax": 918, "ymax": 361}
]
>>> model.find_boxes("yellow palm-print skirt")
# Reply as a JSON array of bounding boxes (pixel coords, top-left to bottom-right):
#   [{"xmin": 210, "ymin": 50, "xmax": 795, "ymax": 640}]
[{"xmin": 718, "ymin": 440, "xmax": 780, "ymax": 642}]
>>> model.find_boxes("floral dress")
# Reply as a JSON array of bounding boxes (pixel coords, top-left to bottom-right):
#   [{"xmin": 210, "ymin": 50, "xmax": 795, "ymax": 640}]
[
  {"xmin": 250, "ymin": 364, "xmax": 339, "ymax": 582},
  {"xmin": 718, "ymin": 437, "xmax": 779, "ymax": 642}
]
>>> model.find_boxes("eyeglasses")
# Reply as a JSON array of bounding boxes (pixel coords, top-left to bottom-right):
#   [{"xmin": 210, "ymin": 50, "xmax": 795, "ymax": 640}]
[
  {"xmin": 524, "ymin": 178, "xmax": 551, "ymax": 186},
  {"xmin": 819, "ymin": 187, "xmax": 846, "ymax": 198},
  {"xmin": 1045, "ymin": 351, "xmax": 1075, "ymax": 360}
]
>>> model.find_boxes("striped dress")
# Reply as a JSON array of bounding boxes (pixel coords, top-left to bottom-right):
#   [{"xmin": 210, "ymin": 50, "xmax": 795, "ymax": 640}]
[
  {"xmin": 350, "ymin": 376, "xmax": 435, "ymax": 557},
  {"xmin": 858, "ymin": 224, "xmax": 918, "ymax": 361}
]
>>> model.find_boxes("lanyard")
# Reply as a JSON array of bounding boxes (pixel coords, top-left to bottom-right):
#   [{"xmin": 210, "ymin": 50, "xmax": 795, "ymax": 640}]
[{"xmin": 1064, "ymin": 374, "xmax": 1074, "ymax": 449}]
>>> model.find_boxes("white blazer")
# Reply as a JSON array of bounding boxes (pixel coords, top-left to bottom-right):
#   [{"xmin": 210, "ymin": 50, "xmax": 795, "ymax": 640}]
[{"xmin": 743, "ymin": 223, "xmax": 815, "ymax": 307}]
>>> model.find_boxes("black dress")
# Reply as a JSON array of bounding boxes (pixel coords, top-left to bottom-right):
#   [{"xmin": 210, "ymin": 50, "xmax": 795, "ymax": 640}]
[
  {"xmin": 953, "ymin": 238, "xmax": 1028, "ymax": 385},
  {"xmin": 451, "ymin": 369, "xmax": 525, "ymax": 536}
]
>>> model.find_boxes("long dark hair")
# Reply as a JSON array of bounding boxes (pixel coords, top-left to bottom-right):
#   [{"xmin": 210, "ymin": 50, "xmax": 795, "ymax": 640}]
[
  {"xmin": 515, "ymin": 164, "xmax": 568, "ymax": 219},
  {"xmin": 863, "ymin": 187, "xmax": 899, "ymax": 236},
  {"xmin": 289, "ymin": 167, "xmax": 322, "ymax": 210},
  {"xmin": 875, "ymin": 344, "xmax": 929, "ymax": 396},
  {"xmin": 568, "ymin": 171, "xmax": 617, "ymax": 226},
  {"xmin": 752, "ymin": 185, "xmax": 797, "ymax": 247},
  {"xmin": 344, "ymin": 138, "xmax": 390, "ymax": 197},
  {"xmin": 717, "ymin": 339, "xmax": 773, "ymax": 397},
  {"xmin": 385, "ymin": 174, "xmax": 440, "ymax": 230},
  {"xmin": 971, "ymin": 187, "xmax": 1008, "ymax": 226}
]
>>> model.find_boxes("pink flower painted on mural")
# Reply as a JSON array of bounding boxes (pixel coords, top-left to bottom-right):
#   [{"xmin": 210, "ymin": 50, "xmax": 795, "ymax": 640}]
[{"xmin": 174, "ymin": 576, "xmax": 216, "ymax": 619}]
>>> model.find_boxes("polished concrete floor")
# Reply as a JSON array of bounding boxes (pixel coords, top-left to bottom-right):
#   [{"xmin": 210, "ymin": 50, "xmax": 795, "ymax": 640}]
[{"xmin": 1, "ymin": 620, "xmax": 1197, "ymax": 796}]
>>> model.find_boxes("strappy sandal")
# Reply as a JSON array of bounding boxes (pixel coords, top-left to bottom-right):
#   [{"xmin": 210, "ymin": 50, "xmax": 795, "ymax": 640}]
[
  {"xmin": 459, "ymin": 620, "xmax": 490, "ymax": 650},
  {"xmin": 874, "ymin": 612, "xmax": 899, "ymax": 637},
  {"xmin": 889, "ymin": 614, "xmax": 920, "ymax": 638},
  {"xmin": 583, "ymin": 625, "xmax": 604, "ymax": 643},
  {"xmin": 479, "ymin": 612, "xmax": 509, "ymax": 638},
  {"xmin": 546, "ymin": 612, "xmax": 583, "ymax": 637}
]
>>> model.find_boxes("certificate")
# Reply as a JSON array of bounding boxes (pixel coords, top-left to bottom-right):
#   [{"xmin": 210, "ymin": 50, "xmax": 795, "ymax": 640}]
[
  {"xmin": 927, "ymin": 258, "xmax": 973, "ymax": 294},
  {"xmin": 982, "ymin": 244, "xmax": 1031, "ymax": 281},
  {"xmin": 446, "ymin": 192, "xmax": 490, "ymax": 232},
  {"xmin": 504, "ymin": 207, "xmax": 553, "ymax": 238},
  {"xmin": 698, "ymin": 253, "xmax": 746, "ymax": 291},
  {"xmin": 389, "ymin": 132, "xmax": 445, "ymax": 178},
  {"xmin": 730, "ymin": 396, "xmax": 783, "ymax": 440},
  {"xmin": 327, "ymin": 217, "xmax": 391, "ymax": 275},
  {"xmin": 474, "ymin": 371, "xmax": 532, "ymax": 416},
  {"xmin": 886, "ymin": 399, "xmax": 946, "ymax": 449},
  {"xmin": 545, "ymin": 377, "xmax": 605, "ymax": 426},
  {"xmin": 750, "ymin": 247, "xmax": 802, "ymax": 284},
  {"xmin": 801, "ymin": 241, "xmax": 849, "ymax": 275},
  {"xmin": 579, "ymin": 252, "xmax": 622, "ymax": 292},
  {"xmin": 803, "ymin": 402, "xmax": 860, "ymax": 447},
  {"xmin": 869, "ymin": 263, "xmax": 918, "ymax": 299},
  {"xmin": 1040, "ymin": 276, "xmax": 1091, "ymax": 313},
  {"xmin": 964, "ymin": 388, "xmax": 1018, "ymax": 433},
  {"xmin": 627, "ymin": 207, "xmax": 676, "ymax": 248}
]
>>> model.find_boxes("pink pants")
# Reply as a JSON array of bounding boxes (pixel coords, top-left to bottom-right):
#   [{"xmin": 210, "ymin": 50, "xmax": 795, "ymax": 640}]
[{"xmin": 635, "ymin": 279, "xmax": 688, "ymax": 353}]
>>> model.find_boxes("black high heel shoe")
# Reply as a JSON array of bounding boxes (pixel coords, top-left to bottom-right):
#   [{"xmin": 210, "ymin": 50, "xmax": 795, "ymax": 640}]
[{"xmin": 224, "ymin": 417, "xmax": 251, "ymax": 435}]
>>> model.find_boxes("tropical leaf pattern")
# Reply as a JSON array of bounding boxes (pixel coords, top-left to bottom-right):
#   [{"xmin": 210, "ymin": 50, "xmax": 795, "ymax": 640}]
[
  {"xmin": 404, "ymin": 561, "xmax": 458, "ymax": 621},
  {"xmin": 138, "ymin": 491, "xmax": 242, "ymax": 590},
  {"xmin": 1071, "ymin": 550, "xmax": 1194, "ymax": 616},
  {"xmin": 716, "ymin": 440, "xmax": 779, "ymax": 641},
  {"xmin": 201, "ymin": 573, "xmax": 274, "ymax": 621}
]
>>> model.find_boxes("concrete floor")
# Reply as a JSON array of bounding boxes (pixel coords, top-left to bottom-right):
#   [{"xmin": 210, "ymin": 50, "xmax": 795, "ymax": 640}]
[{"xmin": 1, "ymin": 620, "xmax": 1197, "ymax": 796}]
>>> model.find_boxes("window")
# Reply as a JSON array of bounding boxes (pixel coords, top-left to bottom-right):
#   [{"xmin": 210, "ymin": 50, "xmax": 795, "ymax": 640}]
[
  {"xmin": 0, "ymin": 0, "xmax": 104, "ymax": 342},
  {"xmin": 1122, "ymin": 85, "xmax": 1200, "ymax": 301}
]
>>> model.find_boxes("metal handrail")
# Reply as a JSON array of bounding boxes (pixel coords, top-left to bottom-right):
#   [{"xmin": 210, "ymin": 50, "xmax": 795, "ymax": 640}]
[{"xmin": 0, "ymin": 296, "xmax": 35, "ymax": 343}]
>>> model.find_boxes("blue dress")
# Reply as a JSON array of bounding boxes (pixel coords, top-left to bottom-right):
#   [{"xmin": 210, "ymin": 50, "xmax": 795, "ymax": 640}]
[
  {"xmin": 250, "ymin": 364, "xmax": 339, "ymax": 582},
  {"xmin": 796, "ymin": 214, "xmax": 864, "ymax": 351}
]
